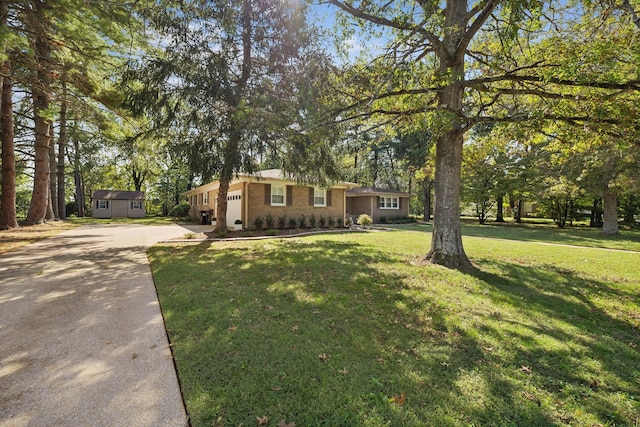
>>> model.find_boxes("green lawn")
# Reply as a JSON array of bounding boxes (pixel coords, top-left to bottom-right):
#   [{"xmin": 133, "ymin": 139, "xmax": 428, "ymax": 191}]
[
  {"xmin": 150, "ymin": 227, "xmax": 640, "ymax": 427},
  {"xmin": 388, "ymin": 220, "xmax": 640, "ymax": 252}
]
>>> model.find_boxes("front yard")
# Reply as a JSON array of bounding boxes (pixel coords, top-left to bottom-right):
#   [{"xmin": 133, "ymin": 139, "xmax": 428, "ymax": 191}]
[{"xmin": 150, "ymin": 226, "xmax": 640, "ymax": 426}]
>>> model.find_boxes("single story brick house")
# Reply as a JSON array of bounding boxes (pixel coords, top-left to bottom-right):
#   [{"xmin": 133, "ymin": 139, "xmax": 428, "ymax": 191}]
[
  {"xmin": 182, "ymin": 169, "xmax": 357, "ymax": 229},
  {"xmin": 92, "ymin": 190, "xmax": 145, "ymax": 218},
  {"xmin": 346, "ymin": 187, "xmax": 413, "ymax": 223}
]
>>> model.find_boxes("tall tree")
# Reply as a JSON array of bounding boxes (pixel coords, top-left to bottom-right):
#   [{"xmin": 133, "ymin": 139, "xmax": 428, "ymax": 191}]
[
  {"xmin": 327, "ymin": 0, "xmax": 640, "ymax": 268},
  {"xmin": 131, "ymin": 0, "xmax": 336, "ymax": 231},
  {"xmin": 23, "ymin": 0, "xmax": 53, "ymax": 225},
  {"xmin": 0, "ymin": 0, "xmax": 18, "ymax": 229}
]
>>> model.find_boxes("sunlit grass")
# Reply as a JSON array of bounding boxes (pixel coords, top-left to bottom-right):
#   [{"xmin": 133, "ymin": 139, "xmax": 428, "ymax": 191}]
[
  {"xmin": 0, "ymin": 220, "xmax": 75, "ymax": 255},
  {"xmin": 150, "ymin": 228, "xmax": 640, "ymax": 427},
  {"xmin": 386, "ymin": 220, "xmax": 640, "ymax": 252}
]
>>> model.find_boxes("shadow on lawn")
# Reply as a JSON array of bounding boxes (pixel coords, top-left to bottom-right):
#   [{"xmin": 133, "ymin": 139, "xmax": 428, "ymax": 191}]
[
  {"xmin": 467, "ymin": 259, "xmax": 640, "ymax": 426},
  {"xmin": 153, "ymin": 239, "xmax": 639, "ymax": 427}
]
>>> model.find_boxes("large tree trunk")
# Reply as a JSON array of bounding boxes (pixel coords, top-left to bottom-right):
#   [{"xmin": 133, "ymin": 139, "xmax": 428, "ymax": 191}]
[
  {"xmin": 71, "ymin": 135, "xmax": 86, "ymax": 217},
  {"xmin": 24, "ymin": 3, "xmax": 52, "ymax": 225},
  {"xmin": 426, "ymin": 125, "xmax": 471, "ymax": 268},
  {"xmin": 214, "ymin": 175, "xmax": 230, "ymax": 232},
  {"xmin": 47, "ymin": 122, "xmax": 58, "ymax": 220},
  {"xmin": 57, "ymin": 70, "xmax": 67, "ymax": 219},
  {"xmin": 0, "ymin": 57, "xmax": 18, "ymax": 230},
  {"xmin": 602, "ymin": 186, "xmax": 619, "ymax": 235},
  {"xmin": 424, "ymin": 16, "xmax": 472, "ymax": 268}
]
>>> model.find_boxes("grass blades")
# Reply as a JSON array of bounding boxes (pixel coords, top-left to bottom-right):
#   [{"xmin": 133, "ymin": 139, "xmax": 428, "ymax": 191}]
[{"xmin": 150, "ymin": 227, "xmax": 640, "ymax": 427}]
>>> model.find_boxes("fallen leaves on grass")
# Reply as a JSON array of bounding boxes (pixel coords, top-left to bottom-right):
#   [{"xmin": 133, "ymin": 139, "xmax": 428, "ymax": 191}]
[
  {"xmin": 278, "ymin": 419, "xmax": 295, "ymax": 427},
  {"xmin": 339, "ymin": 367, "xmax": 349, "ymax": 375},
  {"xmin": 228, "ymin": 325, "xmax": 238, "ymax": 331},
  {"xmin": 523, "ymin": 391, "xmax": 541, "ymax": 405},
  {"xmin": 256, "ymin": 415, "xmax": 268, "ymax": 425},
  {"xmin": 520, "ymin": 365, "xmax": 532, "ymax": 374},
  {"xmin": 317, "ymin": 353, "xmax": 329, "ymax": 363},
  {"xmin": 391, "ymin": 392, "xmax": 406, "ymax": 405}
]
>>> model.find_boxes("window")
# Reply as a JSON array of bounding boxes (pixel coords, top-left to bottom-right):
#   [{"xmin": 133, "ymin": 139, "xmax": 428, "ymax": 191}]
[
  {"xmin": 203, "ymin": 192, "xmax": 208, "ymax": 204},
  {"xmin": 131, "ymin": 200, "xmax": 142, "ymax": 210},
  {"xmin": 97, "ymin": 200, "xmax": 109, "ymax": 209},
  {"xmin": 313, "ymin": 188, "xmax": 326, "ymax": 207},
  {"xmin": 271, "ymin": 185, "xmax": 285, "ymax": 206},
  {"xmin": 378, "ymin": 196, "xmax": 399, "ymax": 209}
]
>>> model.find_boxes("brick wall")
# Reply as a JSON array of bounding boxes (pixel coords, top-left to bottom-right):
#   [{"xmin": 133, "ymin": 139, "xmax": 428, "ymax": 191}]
[
  {"xmin": 372, "ymin": 197, "xmax": 409, "ymax": 222},
  {"xmin": 247, "ymin": 183, "xmax": 345, "ymax": 229},
  {"xmin": 347, "ymin": 196, "xmax": 410, "ymax": 223},
  {"xmin": 346, "ymin": 197, "xmax": 373, "ymax": 222}
]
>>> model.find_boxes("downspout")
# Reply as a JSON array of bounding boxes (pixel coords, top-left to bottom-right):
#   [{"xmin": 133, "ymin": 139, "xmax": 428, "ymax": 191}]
[
  {"xmin": 342, "ymin": 187, "xmax": 346, "ymax": 227},
  {"xmin": 244, "ymin": 181, "xmax": 249, "ymax": 228}
]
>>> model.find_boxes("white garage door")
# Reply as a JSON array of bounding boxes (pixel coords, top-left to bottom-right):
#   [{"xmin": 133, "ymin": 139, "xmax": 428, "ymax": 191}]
[{"xmin": 227, "ymin": 190, "xmax": 242, "ymax": 228}]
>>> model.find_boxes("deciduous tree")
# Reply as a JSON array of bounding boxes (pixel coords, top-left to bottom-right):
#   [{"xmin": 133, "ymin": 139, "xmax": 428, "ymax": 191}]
[{"xmin": 327, "ymin": 0, "xmax": 640, "ymax": 267}]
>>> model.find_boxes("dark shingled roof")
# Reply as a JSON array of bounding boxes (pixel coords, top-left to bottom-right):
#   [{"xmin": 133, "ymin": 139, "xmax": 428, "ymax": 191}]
[
  {"xmin": 93, "ymin": 190, "xmax": 145, "ymax": 200},
  {"xmin": 346, "ymin": 187, "xmax": 413, "ymax": 197}
]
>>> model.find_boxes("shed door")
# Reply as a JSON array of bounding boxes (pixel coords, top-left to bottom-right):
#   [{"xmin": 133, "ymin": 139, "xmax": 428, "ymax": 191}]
[
  {"xmin": 112, "ymin": 200, "xmax": 128, "ymax": 218},
  {"xmin": 227, "ymin": 190, "xmax": 242, "ymax": 228}
]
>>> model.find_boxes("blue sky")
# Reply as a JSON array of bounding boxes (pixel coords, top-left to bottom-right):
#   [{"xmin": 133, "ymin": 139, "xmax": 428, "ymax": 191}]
[{"xmin": 307, "ymin": 2, "xmax": 388, "ymax": 63}]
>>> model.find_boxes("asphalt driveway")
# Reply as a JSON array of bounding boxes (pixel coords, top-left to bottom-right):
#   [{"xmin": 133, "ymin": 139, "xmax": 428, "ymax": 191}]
[{"xmin": 0, "ymin": 223, "xmax": 210, "ymax": 427}]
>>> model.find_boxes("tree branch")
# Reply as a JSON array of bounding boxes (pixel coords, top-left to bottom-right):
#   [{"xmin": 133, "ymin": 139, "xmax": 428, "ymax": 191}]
[
  {"xmin": 327, "ymin": 0, "xmax": 443, "ymax": 50},
  {"xmin": 459, "ymin": 0, "xmax": 502, "ymax": 51}
]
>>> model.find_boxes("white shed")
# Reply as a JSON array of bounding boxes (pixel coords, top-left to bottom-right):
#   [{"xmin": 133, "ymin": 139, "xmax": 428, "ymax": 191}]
[{"xmin": 92, "ymin": 190, "xmax": 145, "ymax": 219}]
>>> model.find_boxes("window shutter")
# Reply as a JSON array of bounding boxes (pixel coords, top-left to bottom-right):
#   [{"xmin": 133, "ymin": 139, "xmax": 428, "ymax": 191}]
[
  {"xmin": 309, "ymin": 187, "xmax": 314, "ymax": 206},
  {"xmin": 96, "ymin": 200, "xmax": 99, "ymax": 209},
  {"xmin": 264, "ymin": 184, "xmax": 271, "ymax": 205},
  {"xmin": 326, "ymin": 189, "xmax": 332, "ymax": 206},
  {"xmin": 286, "ymin": 186, "xmax": 293, "ymax": 206},
  {"xmin": 399, "ymin": 198, "xmax": 402, "ymax": 209}
]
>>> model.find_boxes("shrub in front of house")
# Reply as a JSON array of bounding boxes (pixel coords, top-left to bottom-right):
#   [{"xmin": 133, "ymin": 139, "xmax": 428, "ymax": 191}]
[
  {"xmin": 169, "ymin": 203, "xmax": 191, "ymax": 219},
  {"xmin": 385, "ymin": 216, "xmax": 417, "ymax": 224},
  {"xmin": 288, "ymin": 217, "xmax": 298, "ymax": 229},
  {"xmin": 357, "ymin": 214, "xmax": 373, "ymax": 227},
  {"xmin": 266, "ymin": 229, "xmax": 278, "ymax": 236},
  {"xmin": 277, "ymin": 215, "xmax": 287, "ymax": 229},
  {"xmin": 379, "ymin": 216, "xmax": 387, "ymax": 224},
  {"xmin": 319, "ymin": 215, "xmax": 326, "ymax": 228},
  {"xmin": 265, "ymin": 213, "xmax": 275, "ymax": 229},
  {"xmin": 327, "ymin": 216, "xmax": 335, "ymax": 228},
  {"xmin": 309, "ymin": 214, "xmax": 317, "ymax": 228},
  {"xmin": 298, "ymin": 213, "xmax": 306, "ymax": 228},
  {"xmin": 254, "ymin": 216, "xmax": 264, "ymax": 229}
]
